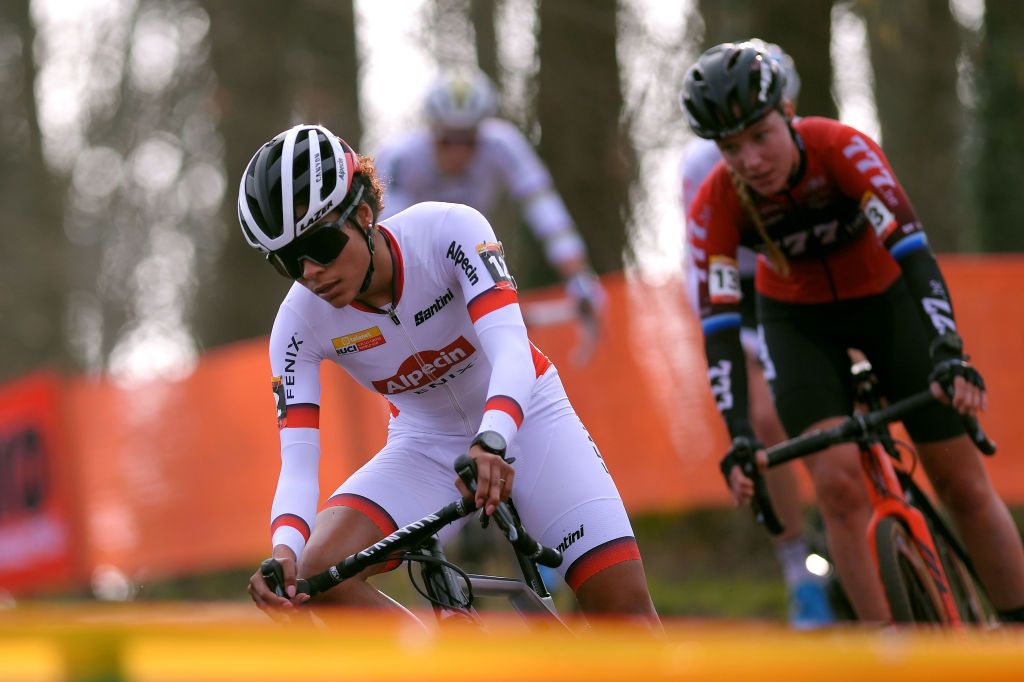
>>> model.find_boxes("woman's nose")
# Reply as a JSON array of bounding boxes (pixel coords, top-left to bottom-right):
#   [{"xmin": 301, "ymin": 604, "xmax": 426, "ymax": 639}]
[{"xmin": 301, "ymin": 257, "xmax": 325, "ymax": 279}]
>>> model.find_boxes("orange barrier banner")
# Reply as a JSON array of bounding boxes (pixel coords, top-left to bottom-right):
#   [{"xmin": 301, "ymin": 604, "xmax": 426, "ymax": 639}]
[
  {"xmin": 0, "ymin": 373, "xmax": 84, "ymax": 594},
  {"xmin": 2, "ymin": 256, "xmax": 1023, "ymax": 592}
]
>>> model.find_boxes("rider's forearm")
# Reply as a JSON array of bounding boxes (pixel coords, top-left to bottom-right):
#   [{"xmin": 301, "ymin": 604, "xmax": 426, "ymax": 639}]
[
  {"xmin": 270, "ymin": 432, "xmax": 321, "ymax": 559},
  {"xmin": 893, "ymin": 245, "xmax": 959, "ymax": 343},
  {"xmin": 704, "ymin": 324, "xmax": 754, "ymax": 439}
]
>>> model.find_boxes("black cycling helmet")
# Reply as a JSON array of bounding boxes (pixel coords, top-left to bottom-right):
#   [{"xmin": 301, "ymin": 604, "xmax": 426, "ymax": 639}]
[{"xmin": 679, "ymin": 42, "xmax": 789, "ymax": 140}]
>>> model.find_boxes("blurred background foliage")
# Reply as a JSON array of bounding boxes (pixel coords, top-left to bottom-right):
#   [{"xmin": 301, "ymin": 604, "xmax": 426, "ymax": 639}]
[{"xmin": 1, "ymin": 0, "xmax": 1022, "ymax": 387}]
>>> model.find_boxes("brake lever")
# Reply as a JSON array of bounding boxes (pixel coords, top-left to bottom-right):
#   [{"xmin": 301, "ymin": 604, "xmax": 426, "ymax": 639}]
[{"xmin": 742, "ymin": 458, "xmax": 784, "ymax": 537}]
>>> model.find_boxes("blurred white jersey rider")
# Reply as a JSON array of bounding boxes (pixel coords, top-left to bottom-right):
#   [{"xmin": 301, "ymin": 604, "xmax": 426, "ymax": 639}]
[
  {"xmin": 374, "ymin": 68, "xmax": 605, "ymax": 353},
  {"xmin": 680, "ymin": 39, "xmax": 836, "ymax": 631}
]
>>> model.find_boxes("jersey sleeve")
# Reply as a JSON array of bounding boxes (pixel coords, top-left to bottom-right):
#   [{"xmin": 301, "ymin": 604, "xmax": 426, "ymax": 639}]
[
  {"xmin": 688, "ymin": 179, "xmax": 754, "ymax": 440},
  {"xmin": 438, "ymin": 203, "xmax": 538, "ymax": 445},
  {"xmin": 267, "ymin": 304, "xmax": 323, "ymax": 559},
  {"xmin": 489, "ymin": 121, "xmax": 586, "ymax": 267},
  {"xmin": 827, "ymin": 124, "xmax": 959, "ymax": 341}
]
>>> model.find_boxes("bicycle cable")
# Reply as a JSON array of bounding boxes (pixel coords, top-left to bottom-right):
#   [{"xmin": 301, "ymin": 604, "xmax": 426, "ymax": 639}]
[
  {"xmin": 892, "ymin": 438, "xmax": 919, "ymax": 477},
  {"xmin": 404, "ymin": 553, "xmax": 475, "ymax": 610}
]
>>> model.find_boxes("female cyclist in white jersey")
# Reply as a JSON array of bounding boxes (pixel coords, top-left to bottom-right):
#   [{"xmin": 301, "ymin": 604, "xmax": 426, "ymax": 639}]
[{"xmin": 238, "ymin": 123, "xmax": 659, "ymax": 627}]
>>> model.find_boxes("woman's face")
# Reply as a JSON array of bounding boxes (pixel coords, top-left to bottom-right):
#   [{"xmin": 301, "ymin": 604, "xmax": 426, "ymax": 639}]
[
  {"xmin": 297, "ymin": 206, "xmax": 372, "ymax": 308},
  {"xmin": 433, "ymin": 127, "xmax": 477, "ymax": 176},
  {"xmin": 716, "ymin": 110, "xmax": 798, "ymax": 196}
]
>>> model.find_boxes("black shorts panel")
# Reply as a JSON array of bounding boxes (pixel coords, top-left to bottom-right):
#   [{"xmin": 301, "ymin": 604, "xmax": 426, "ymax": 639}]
[{"xmin": 758, "ymin": 280, "xmax": 964, "ymax": 442}]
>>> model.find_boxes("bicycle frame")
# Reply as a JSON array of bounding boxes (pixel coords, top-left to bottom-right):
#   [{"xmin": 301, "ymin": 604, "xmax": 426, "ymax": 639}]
[
  {"xmin": 857, "ymin": 436, "xmax": 961, "ymax": 625},
  {"xmin": 761, "ymin": 365, "xmax": 997, "ymax": 627}
]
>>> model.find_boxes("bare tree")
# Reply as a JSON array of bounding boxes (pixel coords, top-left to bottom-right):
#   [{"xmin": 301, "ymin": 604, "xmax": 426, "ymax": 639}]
[
  {"xmin": 857, "ymin": 0, "xmax": 965, "ymax": 251},
  {"xmin": 471, "ymin": 0, "xmax": 499, "ymax": 85},
  {"xmin": 976, "ymin": 1, "xmax": 1024, "ymax": 251},
  {"xmin": 751, "ymin": 1, "xmax": 836, "ymax": 119},
  {"xmin": 0, "ymin": 0, "xmax": 68, "ymax": 381},
  {"xmin": 196, "ymin": 1, "xmax": 362, "ymax": 349},
  {"xmin": 537, "ymin": 0, "xmax": 633, "ymax": 274},
  {"xmin": 697, "ymin": 0, "xmax": 835, "ymax": 118}
]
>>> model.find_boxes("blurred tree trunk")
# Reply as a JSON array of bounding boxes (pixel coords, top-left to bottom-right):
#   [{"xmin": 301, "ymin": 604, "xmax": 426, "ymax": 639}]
[
  {"xmin": 751, "ymin": 1, "xmax": 836, "ymax": 119},
  {"xmin": 857, "ymin": 0, "xmax": 965, "ymax": 251},
  {"xmin": 290, "ymin": 0, "xmax": 362, "ymax": 143},
  {"xmin": 696, "ymin": 0, "xmax": 754, "ymax": 46},
  {"xmin": 697, "ymin": 0, "xmax": 835, "ymax": 118},
  {"xmin": 537, "ymin": 0, "xmax": 633, "ymax": 274},
  {"xmin": 0, "ymin": 0, "xmax": 68, "ymax": 381},
  {"xmin": 197, "ymin": 1, "xmax": 361, "ymax": 348},
  {"xmin": 976, "ymin": 2, "xmax": 1024, "ymax": 251},
  {"xmin": 471, "ymin": 0, "xmax": 499, "ymax": 85}
]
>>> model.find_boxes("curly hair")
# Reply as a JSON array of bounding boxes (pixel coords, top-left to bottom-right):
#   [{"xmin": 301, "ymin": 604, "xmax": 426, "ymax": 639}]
[{"xmin": 355, "ymin": 154, "xmax": 385, "ymax": 221}]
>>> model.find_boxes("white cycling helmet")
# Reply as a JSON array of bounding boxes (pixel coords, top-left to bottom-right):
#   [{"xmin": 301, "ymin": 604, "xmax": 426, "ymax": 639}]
[
  {"xmin": 423, "ymin": 68, "xmax": 498, "ymax": 130},
  {"xmin": 237, "ymin": 123, "xmax": 362, "ymax": 254},
  {"xmin": 747, "ymin": 38, "xmax": 801, "ymax": 103}
]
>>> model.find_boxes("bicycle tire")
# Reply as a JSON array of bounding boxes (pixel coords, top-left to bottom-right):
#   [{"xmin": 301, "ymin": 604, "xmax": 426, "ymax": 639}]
[
  {"xmin": 874, "ymin": 516, "xmax": 948, "ymax": 624},
  {"xmin": 933, "ymin": 532, "xmax": 996, "ymax": 626}
]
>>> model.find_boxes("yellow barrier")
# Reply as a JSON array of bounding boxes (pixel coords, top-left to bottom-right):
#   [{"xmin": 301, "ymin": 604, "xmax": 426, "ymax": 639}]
[{"xmin": 1, "ymin": 604, "xmax": 1022, "ymax": 681}]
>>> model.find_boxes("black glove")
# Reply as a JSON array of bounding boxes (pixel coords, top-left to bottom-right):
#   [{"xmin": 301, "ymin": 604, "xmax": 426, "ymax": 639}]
[
  {"xmin": 928, "ymin": 333, "xmax": 985, "ymax": 397},
  {"xmin": 719, "ymin": 435, "xmax": 764, "ymax": 490}
]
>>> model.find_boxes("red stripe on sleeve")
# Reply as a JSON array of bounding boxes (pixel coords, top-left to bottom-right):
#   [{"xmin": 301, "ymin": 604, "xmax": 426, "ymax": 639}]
[
  {"xmin": 280, "ymin": 404, "xmax": 319, "ymax": 430},
  {"xmin": 531, "ymin": 342, "xmax": 551, "ymax": 377},
  {"xmin": 270, "ymin": 513, "xmax": 311, "ymax": 543},
  {"xmin": 323, "ymin": 493, "xmax": 402, "ymax": 572},
  {"xmin": 565, "ymin": 537, "xmax": 642, "ymax": 592},
  {"xmin": 467, "ymin": 287, "xmax": 518, "ymax": 323},
  {"xmin": 484, "ymin": 395, "xmax": 524, "ymax": 429}
]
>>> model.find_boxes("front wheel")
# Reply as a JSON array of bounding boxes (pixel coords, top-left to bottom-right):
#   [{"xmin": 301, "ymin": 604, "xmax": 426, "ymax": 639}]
[
  {"xmin": 933, "ymin": 531, "xmax": 997, "ymax": 626},
  {"xmin": 874, "ymin": 516, "xmax": 948, "ymax": 624}
]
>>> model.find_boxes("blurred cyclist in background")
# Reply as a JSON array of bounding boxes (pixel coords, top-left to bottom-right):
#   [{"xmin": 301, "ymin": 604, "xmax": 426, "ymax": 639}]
[
  {"xmin": 680, "ymin": 39, "xmax": 835, "ymax": 630},
  {"xmin": 374, "ymin": 68, "xmax": 605, "ymax": 352}
]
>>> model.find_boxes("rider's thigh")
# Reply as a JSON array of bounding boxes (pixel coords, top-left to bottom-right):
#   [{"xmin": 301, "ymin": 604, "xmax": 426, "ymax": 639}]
[
  {"xmin": 298, "ymin": 506, "xmax": 391, "ymax": 596},
  {"xmin": 574, "ymin": 559, "xmax": 658, "ymax": 619},
  {"xmin": 915, "ymin": 435, "xmax": 996, "ymax": 515}
]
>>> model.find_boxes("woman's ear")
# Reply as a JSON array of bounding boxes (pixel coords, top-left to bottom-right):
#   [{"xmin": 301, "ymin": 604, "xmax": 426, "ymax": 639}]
[{"xmin": 356, "ymin": 201, "xmax": 375, "ymax": 233}]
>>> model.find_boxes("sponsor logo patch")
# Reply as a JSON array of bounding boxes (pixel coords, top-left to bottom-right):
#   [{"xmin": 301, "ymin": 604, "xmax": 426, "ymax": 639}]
[
  {"xmin": 708, "ymin": 255, "xmax": 741, "ymax": 304},
  {"xmin": 476, "ymin": 241, "xmax": 516, "ymax": 290},
  {"xmin": 447, "ymin": 241, "xmax": 480, "ymax": 285},
  {"xmin": 415, "ymin": 289, "xmax": 454, "ymax": 326},
  {"xmin": 861, "ymin": 191, "xmax": 897, "ymax": 241},
  {"xmin": 371, "ymin": 336, "xmax": 476, "ymax": 395},
  {"xmin": 271, "ymin": 376, "xmax": 287, "ymax": 428},
  {"xmin": 332, "ymin": 326, "xmax": 386, "ymax": 356}
]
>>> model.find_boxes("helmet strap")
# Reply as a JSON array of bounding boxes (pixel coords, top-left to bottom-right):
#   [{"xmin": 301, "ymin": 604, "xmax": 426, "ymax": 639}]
[{"xmin": 351, "ymin": 209, "xmax": 376, "ymax": 295}]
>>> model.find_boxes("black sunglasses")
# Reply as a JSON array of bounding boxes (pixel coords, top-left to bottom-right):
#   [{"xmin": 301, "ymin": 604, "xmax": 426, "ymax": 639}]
[{"xmin": 268, "ymin": 197, "xmax": 362, "ymax": 279}]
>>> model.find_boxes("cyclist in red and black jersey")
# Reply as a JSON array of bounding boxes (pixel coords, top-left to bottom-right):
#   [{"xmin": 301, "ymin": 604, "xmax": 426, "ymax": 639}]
[{"xmin": 681, "ymin": 42, "xmax": 1024, "ymax": 624}]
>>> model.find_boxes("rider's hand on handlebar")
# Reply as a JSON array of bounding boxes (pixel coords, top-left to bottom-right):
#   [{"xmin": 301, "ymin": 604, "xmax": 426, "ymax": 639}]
[
  {"xmin": 247, "ymin": 545, "xmax": 309, "ymax": 619},
  {"xmin": 719, "ymin": 436, "xmax": 767, "ymax": 507},
  {"xmin": 927, "ymin": 332, "xmax": 987, "ymax": 417},
  {"xmin": 456, "ymin": 445, "xmax": 515, "ymax": 516},
  {"xmin": 929, "ymin": 371, "xmax": 987, "ymax": 417}
]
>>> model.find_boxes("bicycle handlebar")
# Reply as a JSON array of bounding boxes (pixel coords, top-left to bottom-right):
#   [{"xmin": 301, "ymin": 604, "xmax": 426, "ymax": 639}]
[
  {"xmin": 764, "ymin": 389, "xmax": 995, "ymax": 469},
  {"xmin": 453, "ymin": 454, "xmax": 563, "ymax": 568},
  {"xmin": 260, "ymin": 451, "xmax": 563, "ymax": 600}
]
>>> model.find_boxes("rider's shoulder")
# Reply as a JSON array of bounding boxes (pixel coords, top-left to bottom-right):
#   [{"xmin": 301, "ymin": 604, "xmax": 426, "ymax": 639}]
[
  {"xmin": 384, "ymin": 202, "xmax": 488, "ymax": 240},
  {"xmin": 794, "ymin": 116, "xmax": 868, "ymax": 150}
]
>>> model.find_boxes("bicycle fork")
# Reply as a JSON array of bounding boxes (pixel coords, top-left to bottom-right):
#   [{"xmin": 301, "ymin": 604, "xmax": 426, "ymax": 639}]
[{"xmin": 860, "ymin": 443, "xmax": 962, "ymax": 626}]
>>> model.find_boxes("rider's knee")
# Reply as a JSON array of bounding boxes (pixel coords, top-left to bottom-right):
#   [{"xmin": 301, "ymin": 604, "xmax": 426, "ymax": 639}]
[{"xmin": 813, "ymin": 466, "xmax": 869, "ymax": 522}]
